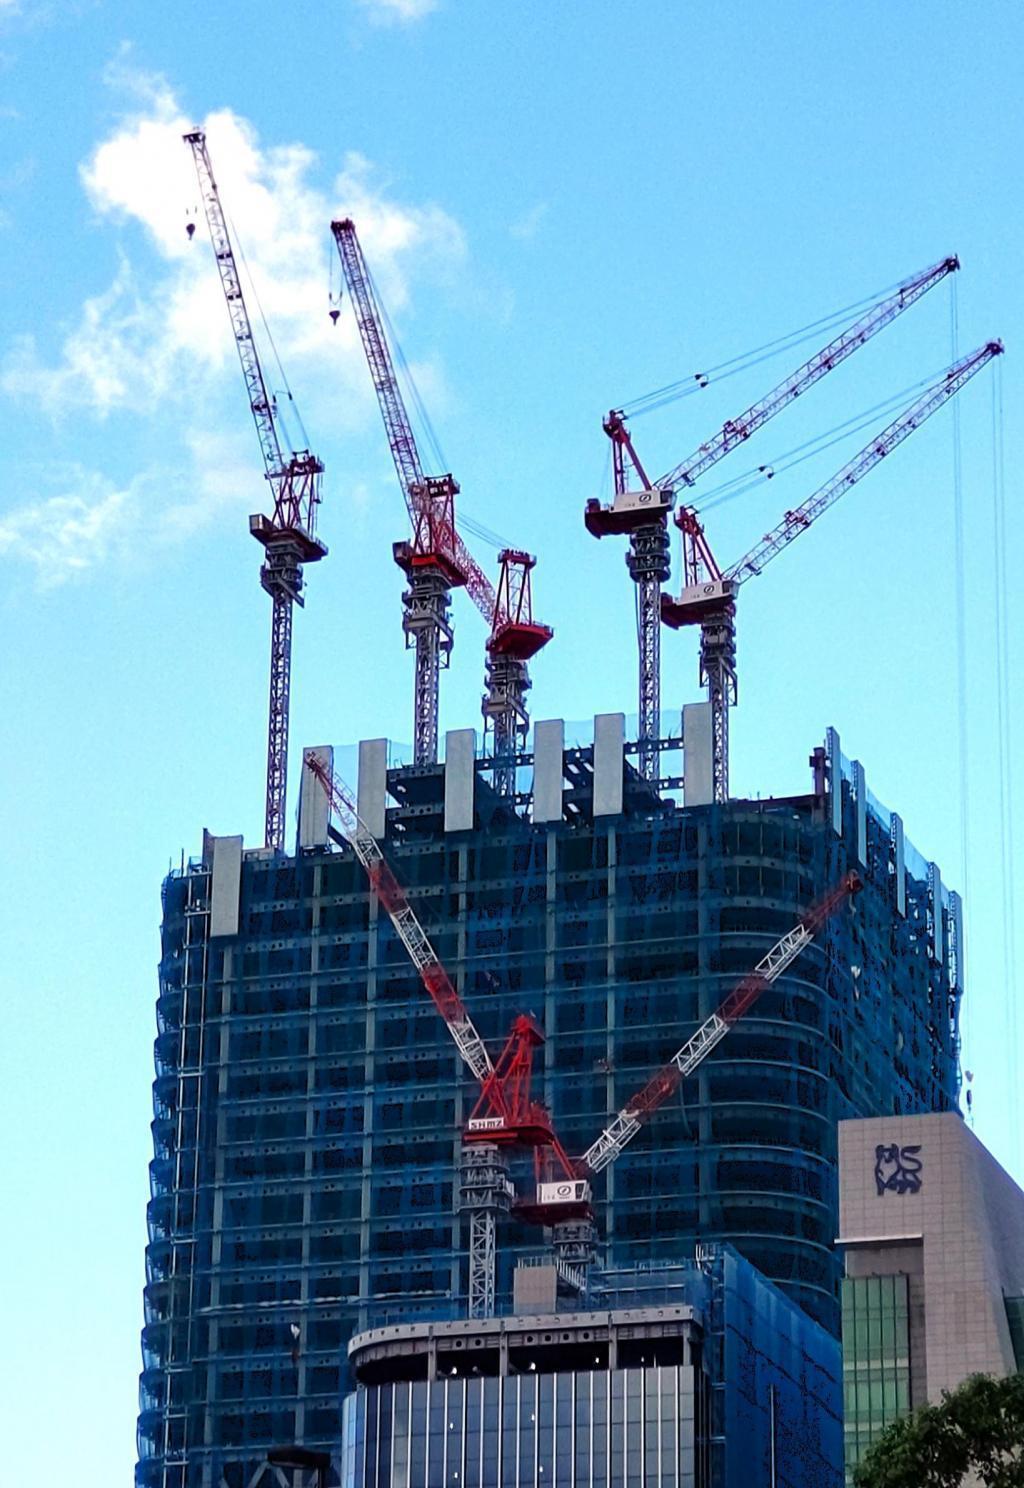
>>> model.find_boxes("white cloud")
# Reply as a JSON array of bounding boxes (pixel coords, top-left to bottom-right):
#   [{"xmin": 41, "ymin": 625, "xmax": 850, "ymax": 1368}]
[
  {"xmin": 358, "ymin": 0, "xmax": 439, "ymax": 22},
  {"xmin": 0, "ymin": 468, "xmax": 137, "ymax": 586},
  {"xmin": 3, "ymin": 64, "xmax": 465, "ymax": 430},
  {"xmin": 510, "ymin": 202, "xmax": 548, "ymax": 242},
  {"xmin": 0, "ymin": 63, "xmax": 469, "ymax": 588},
  {"xmin": 0, "ymin": 428, "xmax": 263, "ymax": 588}
]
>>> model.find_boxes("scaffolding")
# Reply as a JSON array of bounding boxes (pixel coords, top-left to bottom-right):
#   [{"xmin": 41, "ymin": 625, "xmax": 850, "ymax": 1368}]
[{"xmin": 137, "ymin": 727, "xmax": 961, "ymax": 1487}]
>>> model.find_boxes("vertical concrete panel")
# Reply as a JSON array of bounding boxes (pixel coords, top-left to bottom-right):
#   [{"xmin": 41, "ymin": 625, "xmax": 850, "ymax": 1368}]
[
  {"xmin": 891, "ymin": 813, "xmax": 906, "ymax": 917},
  {"xmin": 357, "ymin": 738, "xmax": 388, "ymax": 840},
  {"xmin": 826, "ymin": 727, "xmax": 843, "ymax": 837},
  {"xmin": 852, "ymin": 760, "xmax": 867, "ymax": 866},
  {"xmin": 949, "ymin": 890, "xmax": 965, "ymax": 993},
  {"xmin": 929, "ymin": 864, "xmax": 944, "ymax": 965},
  {"xmin": 444, "ymin": 729, "xmax": 476, "ymax": 832},
  {"xmin": 298, "ymin": 745, "xmax": 333, "ymax": 849},
  {"xmin": 682, "ymin": 702, "xmax": 714, "ymax": 807},
  {"xmin": 209, "ymin": 834, "xmax": 243, "ymax": 938},
  {"xmin": 593, "ymin": 713, "xmax": 624, "ymax": 817},
  {"xmin": 532, "ymin": 719, "xmax": 564, "ymax": 824}
]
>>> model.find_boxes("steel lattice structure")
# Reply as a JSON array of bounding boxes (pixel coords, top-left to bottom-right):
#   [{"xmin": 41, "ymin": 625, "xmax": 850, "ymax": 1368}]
[
  {"xmin": 663, "ymin": 338, "xmax": 1003, "ymax": 802},
  {"xmin": 186, "ymin": 130, "xmax": 326, "ymax": 850},
  {"xmin": 331, "ymin": 220, "xmax": 551, "ymax": 774},
  {"xmin": 590, "ymin": 255, "xmax": 961, "ymax": 795},
  {"xmin": 578, "ymin": 872, "xmax": 862, "ymax": 1175}
]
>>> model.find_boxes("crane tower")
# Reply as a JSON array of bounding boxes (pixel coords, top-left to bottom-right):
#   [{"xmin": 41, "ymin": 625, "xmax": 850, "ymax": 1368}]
[{"xmin": 185, "ymin": 130, "xmax": 327, "ymax": 850}]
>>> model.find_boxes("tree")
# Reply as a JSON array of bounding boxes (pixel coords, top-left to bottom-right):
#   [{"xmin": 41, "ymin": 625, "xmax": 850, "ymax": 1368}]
[{"xmin": 854, "ymin": 1373, "xmax": 1024, "ymax": 1488}]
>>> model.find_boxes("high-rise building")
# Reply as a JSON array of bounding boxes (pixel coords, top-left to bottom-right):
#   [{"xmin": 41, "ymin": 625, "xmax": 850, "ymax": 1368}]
[
  {"xmin": 837, "ymin": 1112, "xmax": 1024, "ymax": 1482},
  {"xmin": 136, "ymin": 717, "xmax": 962, "ymax": 1488},
  {"xmin": 341, "ymin": 1246, "xmax": 843, "ymax": 1488}
]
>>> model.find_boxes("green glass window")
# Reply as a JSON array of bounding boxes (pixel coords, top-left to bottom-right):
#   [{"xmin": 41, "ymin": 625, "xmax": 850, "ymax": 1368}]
[
  {"xmin": 841, "ymin": 1273, "xmax": 911, "ymax": 1484},
  {"xmin": 1005, "ymin": 1296, "xmax": 1024, "ymax": 1371}
]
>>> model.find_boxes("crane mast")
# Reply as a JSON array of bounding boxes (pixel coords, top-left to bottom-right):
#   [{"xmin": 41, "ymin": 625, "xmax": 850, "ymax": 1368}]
[
  {"xmin": 484, "ymin": 550, "xmax": 553, "ymax": 797},
  {"xmin": 331, "ymin": 219, "xmax": 551, "ymax": 784},
  {"xmin": 185, "ymin": 130, "xmax": 326, "ymax": 851},
  {"xmin": 663, "ymin": 338, "xmax": 1003, "ymax": 802},
  {"xmin": 586, "ymin": 255, "xmax": 959, "ymax": 790},
  {"xmin": 331, "ymin": 217, "xmax": 462, "ymax": 766},
  {"xmin": 305, "ymin": 751, "xmax": 573, "ymax": 1317}
]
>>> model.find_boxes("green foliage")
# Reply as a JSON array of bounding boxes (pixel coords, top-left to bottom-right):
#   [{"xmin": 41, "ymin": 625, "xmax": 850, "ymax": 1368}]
[{"xmin": 853, "ymin": 1373, "xmax": 1024, "ymax": 1488}]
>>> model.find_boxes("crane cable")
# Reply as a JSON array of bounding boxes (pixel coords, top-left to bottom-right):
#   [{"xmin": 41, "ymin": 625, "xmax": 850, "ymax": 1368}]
[
  {"xmin": 366, "ymin": 259, "xmax": 514, "ymax": 552},
  {"xmin": 950, "ymin": 276, "xmax": 972, "ymax": 1105},
  {"xmin": 991, "ymin": 354, "xmax": 1019, "ymax": 1169},
  {"xmin": 229, "ymin": 209, "xmax": 313, "ymax": 457},
  {"xmin": 618, "ymin": 267, "xmax": 927, "ymax": 418},
  {"xmin": 691, "ymin": 363, "xmax": 959, "ymax": 516}
]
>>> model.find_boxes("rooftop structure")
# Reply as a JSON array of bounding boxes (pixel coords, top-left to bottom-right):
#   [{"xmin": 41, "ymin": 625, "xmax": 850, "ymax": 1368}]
[
  {"xmin": 137, "ymin": 717, "xmax": 962, "ymax": 1488},
  {"xmin": 341, "ymin": 1247, "xmax": 843, "ymax": 1488}
]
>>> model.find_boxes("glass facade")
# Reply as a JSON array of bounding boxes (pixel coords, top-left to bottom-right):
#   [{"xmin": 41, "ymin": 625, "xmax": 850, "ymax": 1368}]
[
  {"xmin": 341, "ymin": 1368, "xmax": 702, "ymax": 1488},
  {"xmin": 137, "ymin": 731, "xmax": 957, "ymax": 1487},
  {"xmin": 343, "ymin": 1250, "xmax": 842, "ymax": 1488},
  {"xmin": 1005, "ymin": 1296, "xmax": 1024, "ymax": 1370},
  {"xmin": 841, "ymin": 1275, "xmax": 911, "ymax": 1481}
]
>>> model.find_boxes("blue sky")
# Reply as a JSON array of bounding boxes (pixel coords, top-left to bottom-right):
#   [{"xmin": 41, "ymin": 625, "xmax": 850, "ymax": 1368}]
[{"xmin": 1, "ymin": 1, "xmax": 1020, "ymax": 1480}]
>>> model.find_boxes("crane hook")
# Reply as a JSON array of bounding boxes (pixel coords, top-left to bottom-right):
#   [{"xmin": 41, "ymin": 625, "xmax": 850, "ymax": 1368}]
[
  {"xmin": 329, "ymin": 308, "xmax": 340, "ymax": 326},
  {"xmin": 186, "ymin": 221, "xmax": 196, "ymax": 241}
]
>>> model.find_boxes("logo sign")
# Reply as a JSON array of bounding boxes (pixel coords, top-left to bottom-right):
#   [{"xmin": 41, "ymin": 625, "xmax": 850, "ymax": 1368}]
[
  {"xmin": 874, "ymin": 1143, "xmax": 923, "ymax": 1196},
  {"xmin": 537, "ymin": 1180, "xmax": 590, "ymax": 1206},
  {"xmin": 467, "ymin": 1117, "xmax": 505, "ymax": 1131}
]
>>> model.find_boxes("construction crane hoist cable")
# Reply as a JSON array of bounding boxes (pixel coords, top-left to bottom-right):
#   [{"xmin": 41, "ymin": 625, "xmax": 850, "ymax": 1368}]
[
  {"xmin": 585, "ymin": 254, "xmax": 961, "ymax": 789},
  {"xmin": 330, "ymin": 218, "xmax": 551, "ymax": 792},
  {"xmin": 660, "ymin": 338, "xmax": 1003, "ymax": 805},
  {"xmin": 185, "ymin": 128, "xmax": 327, "ymax": 852}
]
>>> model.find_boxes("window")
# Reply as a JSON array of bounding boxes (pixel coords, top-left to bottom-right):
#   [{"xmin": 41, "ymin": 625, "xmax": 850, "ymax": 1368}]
[{"xmin": 841, "ymin": 1273, "xmax": 911, "ymax": 1482}]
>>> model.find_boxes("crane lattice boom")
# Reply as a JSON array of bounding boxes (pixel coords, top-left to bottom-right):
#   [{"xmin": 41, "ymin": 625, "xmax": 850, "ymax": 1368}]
[
  {"xmin": 305, "ymin": 753, "xmax": 493, "ymax": 1083},
  {"xmin": 658, "ymin": 255, "xmax": 959, "ymax": 493},
  {"xmin": 331, "ymin": 216, "xmax": 551, "ymax": 778},
  {"xmin": 725, "ymin": 339, "xmax": 1004, "ymax": 584},
  {"xmin": 331, "ymin": 219, "xmax": 502, "ymax": 618},
  {"xmin": 578, "ymin": 872, "xmax": 862, "ymax": 1175},
  {"xmin": 186, "ymin": 128, "xmax": 325, "ymax": 851},
  {"xmin": 186, "ymin": 131, "xmax": 283, "ymax": 485}
]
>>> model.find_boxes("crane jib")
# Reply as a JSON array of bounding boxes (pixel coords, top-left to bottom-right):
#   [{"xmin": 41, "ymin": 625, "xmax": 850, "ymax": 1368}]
[
  {"xmin": 724, "ymin": 340, "xmax": 1003, "ymax": 587},
  {"xmin": 577, "ymin": 873, "xmax": 859, "ymax": 1175},
  {"xmin": 658, "ymin": 255, "xmax": 959, "ymax": 493}
]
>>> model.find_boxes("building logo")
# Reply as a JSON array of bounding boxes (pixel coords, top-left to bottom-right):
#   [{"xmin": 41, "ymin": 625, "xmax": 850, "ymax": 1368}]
[{"xmin": 874, "ymin": 1144, "xmax": 923, "ymax": 1196}]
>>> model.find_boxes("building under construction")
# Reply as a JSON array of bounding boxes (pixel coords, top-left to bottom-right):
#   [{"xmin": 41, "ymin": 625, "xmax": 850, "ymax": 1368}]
[
  {"xmin": 140, "ymin": 141, "xmax": 995, "ymax": 1488},
  {"xmin": 136, "ymin": 718, "xmax": 961, "ymax": 1488}
]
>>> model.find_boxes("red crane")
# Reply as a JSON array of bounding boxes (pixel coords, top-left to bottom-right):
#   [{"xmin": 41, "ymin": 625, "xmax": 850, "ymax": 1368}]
[
  {"xmin": 520, "ymin": 870, "xmax": 863, "ymax": 1285},
  {"xmin": 331, "ymin": 220, "xmax": 551, "ymax": 791},
  {"xmin": 585, "ymin": 255, "xmax": 959, "ymax": 784},
  {"xmin": 185, "ymin": 130, "xmax": 327, "ymax": 851},
  {"xmin": 307, "ymin": 753, "xmax": 861, "ymax": 1309},
  {"xmin": 304, "ymin": 752, "xmax": 575, "ymax": 1317},
  {"xmin": 662, "ymin": 339, "xmax": 1003, "ymax": 803}
]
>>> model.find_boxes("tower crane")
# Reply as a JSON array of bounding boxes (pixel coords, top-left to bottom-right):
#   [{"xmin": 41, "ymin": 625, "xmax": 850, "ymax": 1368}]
[
  {"xmin": 185, "ymin": 130, "xmax": 327, "ymax": 851},
  {"xmin": 303, "ymin": 752, "xmax": 577, "ymax": 1318},
  {"xmin": 306, "ymin": 755, "xmax": 860, "ymax": 1313},
  {"xmin": 585, "ymin": 255, "xmax": 958, "ymax": 785},
  {"xmin": 522, "ymin": 870, "xmax": 863, "ymax": 1285},
  {"xmin": 661, "ymin": 338, "xmax": 1003, "ymax": 802},
  {"xmin": 331, "ymin": 219, "xmax": 551, "ymax": 792}
]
